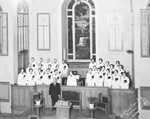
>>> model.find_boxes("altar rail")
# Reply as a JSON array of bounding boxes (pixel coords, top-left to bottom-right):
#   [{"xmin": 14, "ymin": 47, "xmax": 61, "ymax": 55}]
[{"xmin": 11, "ymin": 85, "xmax": 138, "ymax": 117}]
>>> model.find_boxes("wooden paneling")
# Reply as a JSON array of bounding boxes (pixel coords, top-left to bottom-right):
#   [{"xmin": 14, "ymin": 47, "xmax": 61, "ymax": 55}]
[
  {"xmin": 110, "ymin": 89, "xmax": 138, "ymax": 117},
  {"xmin": 11, "ymin": 85, "xmax": 138, "ymax": 117},
  {"xmin": 11, "ymin": 85, "xmax": 36, "ymax": 111}
]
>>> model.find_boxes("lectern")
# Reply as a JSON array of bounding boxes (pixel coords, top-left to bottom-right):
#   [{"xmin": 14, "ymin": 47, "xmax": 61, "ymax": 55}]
[{"xmin": 54, "ymin": 101, "xmax": 72, "ymax": 119}]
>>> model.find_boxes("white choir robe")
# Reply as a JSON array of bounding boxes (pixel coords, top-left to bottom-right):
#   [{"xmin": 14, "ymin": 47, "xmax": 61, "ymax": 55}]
[
  {"xmin": 17, "ymin": 73, "xmax": 27, "ymax": 85},
  {"xmin": 52, "ymin": 74, "xmax": 61, "ymax": 84},
  {"xmin": 89, "ymin": 62, "xmax": 97, "ymax": 69},
  {"xmin": 112, "ymin": 74, "xmax": 121, "ymax": 89},
  {"xmin": 26, "ymin": 67, "xmax": 33, "ymax": 74},
  {"xmin": 118, "ymin": 69, "xmax": 125, "ymax": 76},
  {"xmin": 86, "ymin": 73, "xmax": 95, "ymax": 86},
  {"xmin": 67, "ymin": 75, "xmax": 77, "ymax": 86},
  {"xmin": 25, "ymin": 73, "xmax": 35, "ymax": 85},
  {"xmin": 43, "ymin": 73, "xmax": 52, "ymax": 85},
  {"xmin": 121, "ymin": 76, "xmax": 130, "ymax": 89},
  {"xmin": 104, "ymin": 74, "xmax": 113, "ymax": 87},
  {"xmin": 114, "ymin": 65, "xmax": 120, "ymax": 72},
  {"xmin": 35, "ymin": 73, "xmax": 44, "ymax": 85},
  {"xmin": 60, "ymin": 63, "xmax": 68, "ymax": 77},
  {"xmin": 94, "ymin": 73, "xmax": 104, "ymax": 86}
]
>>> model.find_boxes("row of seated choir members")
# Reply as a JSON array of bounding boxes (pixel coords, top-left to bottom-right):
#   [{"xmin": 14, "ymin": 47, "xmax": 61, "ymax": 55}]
[{"xmin": 17, "ymin": 57, "xmax": 68, "ymax": 85}]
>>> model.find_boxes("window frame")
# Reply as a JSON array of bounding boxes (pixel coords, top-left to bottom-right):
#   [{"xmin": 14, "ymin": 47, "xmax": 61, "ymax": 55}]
[{"xmin": 37, "ymin": 13, "xmax": 50, "ymax": 51}]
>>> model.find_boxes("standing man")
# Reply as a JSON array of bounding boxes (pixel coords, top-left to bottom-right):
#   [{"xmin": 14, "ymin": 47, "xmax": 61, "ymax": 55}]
[{"xmin": 49, "ymin": 77, "xmax": 61, "ymax": 111}]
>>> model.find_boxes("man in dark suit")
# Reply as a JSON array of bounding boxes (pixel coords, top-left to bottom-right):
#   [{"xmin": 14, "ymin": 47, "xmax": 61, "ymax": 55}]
[{"xmin": 49, "ymin": 77, "xmax": 61, "ymax": 111}]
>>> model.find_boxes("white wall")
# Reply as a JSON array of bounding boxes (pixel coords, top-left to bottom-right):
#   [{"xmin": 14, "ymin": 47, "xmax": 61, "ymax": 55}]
[{"xmin": 134, "ymin": 0, "xmax": 150, "ymax": 119}]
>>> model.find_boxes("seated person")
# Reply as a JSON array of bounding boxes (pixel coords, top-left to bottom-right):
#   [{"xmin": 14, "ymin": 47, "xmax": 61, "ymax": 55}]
[
  {"xmin": 104, "ymin": 69, "xmax": 113, "ymax": 88},
  {"xmin": 97, "ymin": 58, "xmax": 104, "ymax": 69},
  {"xmin": 43, "ymin": 68, "xmax": 53, "ymax": 85},
  {"xmin": 52, "ymin": 69, "xmax": 61, "ymax": 84},
  {"xmin": 121, "ymin": 72, "xmax": 130, "ymax": 89},
  {"xmin": 60, "ymin": 59, "xmax": 68, "ymax": 77},
  {"xmin": 94, "ymin": 68, "xmax": 104, "ymax": 86},
  {"xmin": 26, "ymin": 68, "xmax": 35, "ymax": 85},
  {"xmin": 67, "ymin": 71, "xmax": 77, "ymax": 86},
  {"xmin": 17, "ymin": 68, "xmax": 27, "ymax": 85},
  {"xmin": 89, "ymin": 58, "xmax": 97, "ymax": 69},
  {"xmin": 112, "ymin": 70, "xmax": 121, "ymax": 89},
  {"xmin": 35, "ymin": 68, "xmax": 44, "ymax": 85},
  {"xmin": 86, "ymin": 68, "xmax": 95, "ymax": 86}
]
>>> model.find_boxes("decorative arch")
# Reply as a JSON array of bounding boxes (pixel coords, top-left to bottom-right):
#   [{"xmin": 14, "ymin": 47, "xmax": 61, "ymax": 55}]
[
  {"xmin": 17, "ymin": 0, "xmax": 29, "ymax": 72},
  {"xmin": 62, "ymin": 0, "xmax": 96, "ymax": 62}
]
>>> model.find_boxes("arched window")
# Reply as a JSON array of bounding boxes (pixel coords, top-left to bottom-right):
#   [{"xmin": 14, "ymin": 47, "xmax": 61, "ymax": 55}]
[
  {"xmin": 67, "ymin": 0, "xmax": 96, "ymax": 61},
  {"xmin": 140, "ymin": 1, "xmax": 150, "ymax": 57},
  {"xmin": 17, "ymin": 0, "xmax": 29, "ymax": 72},
  {"xmin": 0, "ymin": 6, "xmax": 8, "ymax": 55}
]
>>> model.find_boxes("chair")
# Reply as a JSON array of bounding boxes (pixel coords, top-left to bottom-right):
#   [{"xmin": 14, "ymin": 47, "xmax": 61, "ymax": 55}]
[
  {"xmin": 96, "ymin": 93, "xmax": 110, "ymax": 116},
  {"xmin": 31, "ymin": 90, "xmax": 45, "ymax": 112},
  {"xmin": 61, "ymin": 90, "xmax": 82, "ymax": 113}
]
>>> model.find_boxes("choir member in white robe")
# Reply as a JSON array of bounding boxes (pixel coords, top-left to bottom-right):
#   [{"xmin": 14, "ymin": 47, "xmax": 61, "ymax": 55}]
[
  {"xmin": 67, "ymin": 71, "xmax": 77, "ymax": 86},
  {"xmin": 30, "ymin": 57, "xmax": 38, "ymax": 71},
  {"xmin": 114, "ymin": 61, "xmax": 120, "ymax": 72},
  {"xmin": 110, "ymin": 64, "xmax": 115, "ymax": 75},
  {"xmin": 104, "ymin": 69, "xmax": 113, "ymax": 88},
  {"xmin": 97, "ymin": 58, "xmax": 104, "ymax": 69},
  {"xmin": 26, "ymin": 64, "xmax": 33, "ymax": 74},
  {"xmin": 92, "ymin": 65, "xmax": 98, "ymax": 75},
  {"xmin": 105, "ymin": 61, "xmax": 110, "ymax": 70},
  {"xmin": 89, "ymin": 58, "xmax": 97, "ymax": 69},
  {"xmin": 86, "ymin": 68, "xmax": 95, "ymax": 86},
  {"xmin": 118, "ymin": 65, "xmax": 125, "ymax": 76},
  {"xmin": 43, "ymin": 68, "xmax": 53, "ymax": 85},
  {"xmin": 55, "ymin": 65, "xmax": 62, "ymax": 76},
  {"xmin": 60, "ymin": 59, "xmax": 68, "ymax": 77},
  {"xmin": 121, "ymin": 72, "xmax": 130, "ymax": 89},
  {"xmin": 101, "ymin": 66, "xmax": 106, "ymax": 76},
  {"xmin": 51, "ymin": 58, "xmax": 59, "ymax": 71},
  {"xmin": 44, "ymin": 58, "xmax": 52, "ymax": 71},
  {"xmin": 38, "ymin": 58, "xmax": 45, "ymax": 72},
  {"xmin": 112, "ymin": 70, "xmax": 121, "ymax": 89},
  {"xmin": 26, "ymin": 68, "xmax": 35, "ymax": 85},
  {"xmin": 52, "ymin": 69, "xmax": 61, "ymax": 84},
  {"xmin": 94, "ymin": 68, "xmax": 104, "ymax": 86},
  {"xmin": 35, "ymin": 68, "xmax": 44, "ymax": 85},
  {"xmin": 17, "ymin": 68, "xmax": 27, "ymax": 85}
]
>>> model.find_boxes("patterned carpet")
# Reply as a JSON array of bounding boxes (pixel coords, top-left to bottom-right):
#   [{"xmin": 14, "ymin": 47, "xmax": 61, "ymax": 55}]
[{"xmin": 0, "ymin": 109, "xmax": 115, "ymax": 119}]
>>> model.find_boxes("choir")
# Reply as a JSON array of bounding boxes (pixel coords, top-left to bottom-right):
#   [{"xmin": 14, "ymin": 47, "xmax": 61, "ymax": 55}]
[
  {"xmin": 17, "ymin": 57, "xmax": 130, "ymax": 89},
  {"xmin": 17, "ymin": 57, "xmax": 68, "ymax": 86}
]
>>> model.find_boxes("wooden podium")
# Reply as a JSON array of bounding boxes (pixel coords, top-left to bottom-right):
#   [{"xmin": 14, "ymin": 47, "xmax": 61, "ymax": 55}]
[{"xmin": 54, "ymin": 101, "xmax": 72, "ymax": 119}]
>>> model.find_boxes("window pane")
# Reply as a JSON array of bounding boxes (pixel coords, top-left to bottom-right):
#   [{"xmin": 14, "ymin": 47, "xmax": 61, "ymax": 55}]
[
  {"xmin": 68, "ymin": 17, "xmax": 73, "ymax": 53},
  {"xmin": 37, "ymin": 13, "xmax": 50, "ymax": 50}
]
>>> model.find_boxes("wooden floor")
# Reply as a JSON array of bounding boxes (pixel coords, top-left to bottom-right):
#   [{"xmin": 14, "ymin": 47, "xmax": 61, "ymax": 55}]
[{"xmin": 0, "ymin": 108, "xmax": 119, "ymax": 119}]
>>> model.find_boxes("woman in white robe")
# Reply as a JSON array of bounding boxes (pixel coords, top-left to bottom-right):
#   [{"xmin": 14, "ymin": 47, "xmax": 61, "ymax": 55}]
[
  {"xmin": 43, "ymin": 68, "xmax": 52, "ymax": 85},
  {"xmin": 35, "ymin": 68, "xmax": 44, "ymax": 85},
  {"xmin": 121, "ymin": 72, "xmax": 130, "ymax": 89},
  {"xmin": 86, "ymin": 68, "xmax": 95, "ymax": 86},
  {"xmin": 94, "ymin": 68, "xmax": 104, "ymax": 86},
  {"xmin": 104, "ymin": 69, "xmax": 113, "ymax": 88},
  {"xmin": 26, "ymin": 68, "xmax": 35, "ymax": 85},
  {"xmin": 112, "ymin": 70, "xmax": 121, "ymax": 89},
  {"xmin": 60, "ymin": 59, "xmax": 68, "ymax": 77},
  {"xmin": 67, "ymin": 71, "xmax": 77, "ymax": 86},
  {"xmin": 17, "ymin": 68, "xmax": 27, "ymax": 85}
]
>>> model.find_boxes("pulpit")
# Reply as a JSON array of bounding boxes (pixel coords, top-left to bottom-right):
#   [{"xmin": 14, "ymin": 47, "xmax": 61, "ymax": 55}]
[{"xmin": 54, "ymin": 101, "xmax": 72, "ymax": 119}]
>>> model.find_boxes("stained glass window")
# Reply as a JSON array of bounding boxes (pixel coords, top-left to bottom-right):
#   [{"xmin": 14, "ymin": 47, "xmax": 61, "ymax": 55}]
[
  {"xmin": 17, "ymin": 0, "xmax": 29, "ymax": 52},
  {"xmin": 67, "ymin": 0, "xmax": 96, "ymax": 61},
  {"xmin": 0, "ymin": 6, "xmax": 8, "ymax": 55}
]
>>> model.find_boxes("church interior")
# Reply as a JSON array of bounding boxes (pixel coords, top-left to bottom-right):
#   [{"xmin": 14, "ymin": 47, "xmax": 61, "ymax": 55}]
[{"xmin": 0, "ymin": 0, "xmax": 150, "ymax": 119}]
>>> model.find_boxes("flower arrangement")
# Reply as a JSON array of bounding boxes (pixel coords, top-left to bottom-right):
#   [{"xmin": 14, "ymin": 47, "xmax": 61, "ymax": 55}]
[{"xmin": 87, "ymin": 97, "xmax": 98, "ymax": 104}]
